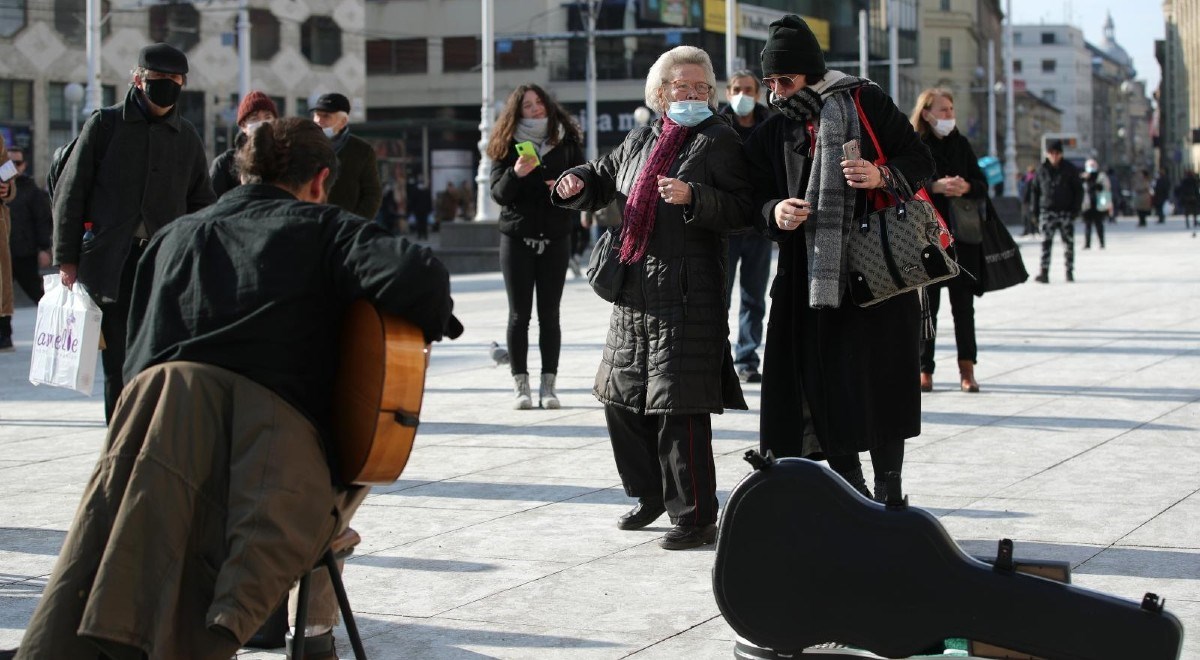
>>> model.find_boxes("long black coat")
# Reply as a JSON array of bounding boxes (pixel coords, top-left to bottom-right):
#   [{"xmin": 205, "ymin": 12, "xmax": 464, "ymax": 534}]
[
  {"xmin": 922, "ymin": 129, "xmax": 987, "ymax": 288},
  {"xmin": 554, "ymin": 116, "xmax": 751, "ymax": 415},
  {"xmin": 490, "ymin": 137, "xmax": 585, "ymax": 240},
  {"xmin": 8, "ymin": 174, "xmax": 52, "ymax": 257},
  {"xmin": 327, "ymin": 131, "xmax": 382, "ymax": 220},
  {"xmin": 744, "ymin": 83, "xmax": 934, "ymax": 458},
  {"xmin": 53, "ymin": 86, "xmax": 215, "ymax": 302}
]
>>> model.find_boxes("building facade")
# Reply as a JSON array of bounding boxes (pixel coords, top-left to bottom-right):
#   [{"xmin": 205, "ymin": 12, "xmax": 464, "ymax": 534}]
[
  {"xmin": 1160, "ymin": 0, "xmax": 1199, "ymax": 178},
  {"xmin": 0, "ymin": 0, "xmax": 366, "ymax": 182},
  {"xmin": 363, "ymin": 0, "xmax": 914, "ymax": 192},
  {"xmin": 1088, "ymin": 14, "xmax": 1153, "ymax": 185},
  {"xmin": 916, "ymin": 0, "xmax": 1003, "ymax": 158},
  {"xmin": 1011, "ymin": 83, "xmax": 1063, "ymax": 172},
  {"xmin": 1011, "ymin": 24, "xmax": 1093, "ymax": 155}
]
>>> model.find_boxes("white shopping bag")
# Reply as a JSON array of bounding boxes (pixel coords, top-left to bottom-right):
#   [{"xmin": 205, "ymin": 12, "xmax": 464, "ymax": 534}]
[{"xmin": 29, "ymin": 274, "xmax": 104, "ymax": 395}]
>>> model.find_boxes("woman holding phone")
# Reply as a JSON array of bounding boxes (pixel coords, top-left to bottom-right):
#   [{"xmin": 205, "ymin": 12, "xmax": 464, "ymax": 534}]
[{"xmin": 488, "ymin": 84, "xmax": 584, "ymax": 410}]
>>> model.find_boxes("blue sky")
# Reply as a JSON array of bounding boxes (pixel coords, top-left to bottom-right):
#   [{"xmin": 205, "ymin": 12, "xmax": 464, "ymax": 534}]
[{"xmin": 1009, "ymin": 0, "xmax": 1164, "ymax": 91}]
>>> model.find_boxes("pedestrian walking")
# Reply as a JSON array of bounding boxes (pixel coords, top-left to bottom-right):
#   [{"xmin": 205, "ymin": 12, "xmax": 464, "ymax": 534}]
[
  {"xmin": 1132, "ymin": 169, "xmax": 1153, "ymax": 227},
  {"xmin": 0, "ymin": 137, "xmax": 16, "ymax": 351},
  {"xmin": 3, "ymin": 148, "xmax": 50, "ymax": 344},
  {"xmin": 911, "ymin": 88, "xmax": 985, "ymax": 394},
  {"xmin": 744, "ymin": 15, "xmax": 935, "ymax": 500},
  {"xmin": 1029, "ymin": 140, "xmax": 1082, "ymax": 283},
  {"xmin": 210, "ymin": 90, "xmax": 278, "ymax": 197},
  {"xmin": 1081, "ymin": 158, "xmax": 1112, "ymax": 249},
  {"xmin": 52, "ymin": 43, "xmax": 216, "ymax": 420},
  {"xmin": 435, "ymin": 181, "xmax": 459, "ymax": 228},
  {"xmin": 553, "ymin": 45, "xmax": 752, "ymax": 550},
  {"xmin": 311, "ymin": 93, "xmax": 382, "ymax": 220},
  {"xmin": 12, "ymin": 117, "xmax": 459, "ymax": 660},
  {"xmin": 406, "ymin": 175, "xmax": 432, "ymax": 239},
  {"xmin": 1019, "ymin": 164, "xmax": 1039, "ymax": 236},
  {"xmin": 488, "ymin": 83, "xmax": 584, "ymax": 410},
  {"xmin": 719, "ymin": 69, "xmax": 773, "ymax": 383},
  {"xmin": 1152, "ymin": 168, "xmax": 1171, "ymax": 224},
  {"xmin": 1176, "ymin": 170, "xmax": 1200, "ymax": 236}
]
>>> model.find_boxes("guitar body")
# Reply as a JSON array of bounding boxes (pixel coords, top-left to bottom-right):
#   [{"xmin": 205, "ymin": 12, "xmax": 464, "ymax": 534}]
[
  {"xmin": 712, "ymin": 456, "xmax": 1183, "ymax": 660},
  {"xmin": 333, "ymin": 300, "xmax": 429, "ymax": 485}
]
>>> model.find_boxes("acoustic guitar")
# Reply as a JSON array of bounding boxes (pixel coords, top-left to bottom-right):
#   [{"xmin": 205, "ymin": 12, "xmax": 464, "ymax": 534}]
[{"xmin": 333, "ymin": 300, "xmax": 429, "ymax": 485}]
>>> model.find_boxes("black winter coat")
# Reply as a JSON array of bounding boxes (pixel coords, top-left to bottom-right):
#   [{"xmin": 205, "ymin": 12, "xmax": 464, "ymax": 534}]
[
  {"xmin": 922, "ymin": 129, "xmax": 987, "ymax": 287},
  {"xmin": 553, "ymin": 116, "xmax": 751, "ymax": 415},
  {"xmin": 7, "ymin": 174, "xmax": 52, "ymax": 257},
  {"xmin": 209, "ymin": 132, "xmax": 247, "ymax": 198},
  {"xmin": 490, "ymin": 137, "xmax": 585, "ymax": 239},
  {"xmin": 327, "ymin": 131, "xmax": 383, "ymax": 220},
  {"xmin": 1030, "ymin": 158, "xmax": 1083, "ymax": 216},
  {"xmin": 53, "ymin": 86, "xmax": 216, "ymax": 302},
  {"xmin": 744, "ymin": 82, "xmax": 934, "ymax": 458}
]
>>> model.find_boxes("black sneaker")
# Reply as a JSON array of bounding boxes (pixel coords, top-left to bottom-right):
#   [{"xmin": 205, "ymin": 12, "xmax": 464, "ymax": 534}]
[
  {"xmin": 659, "ymin": 523, "xmax": 717, "ymax": 550},
  {"xmin": 736, "ymin": 365, "xmax": 762, "ymax": 383},
  {"xmin": 1034, "ymin": 272, "xmax": 1049, "ymax": 284},
  {"xmin": 1066, "ymin": 272, "xmax": 1075, "ymax": 282},
  {"xmin": 0, "ymin": 335, "xmax": 12, "ymax": 352}
]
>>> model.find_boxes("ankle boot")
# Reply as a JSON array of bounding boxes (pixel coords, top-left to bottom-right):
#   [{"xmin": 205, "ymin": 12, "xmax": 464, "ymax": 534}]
[
  {"xmin": 833, "ymin": 464, "xmax": 872, "ymax": 500},
  {"xmin": 958, "ymin": 359, "xmax": 979, "ymax": 393},
  {"xmin": 0, "ymin": 316, "xmax": 12, "ymax": 352},
  {"xmin": 919, "ymin": 372, "xmax": 933, "ymax": 392},
  {"xmin": 539, "ymin": 373, "xmax": 560, "ymax": 409},
  {"xmin": 512, "ymin": 374, "xmax": 532, "ymax": 410}
]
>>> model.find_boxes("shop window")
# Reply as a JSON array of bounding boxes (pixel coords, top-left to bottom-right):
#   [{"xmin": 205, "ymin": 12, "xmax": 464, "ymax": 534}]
[
  {"xmin": 443, "ymin": 36, "xmax": 479, "ymax": 73},
  {"xmin": 149, "ymin": 3, "xmax": 200, "ymax": 53},
  {"xmin": 0, "ymin": 0, "xmax": 25, "ymax": 37},
  {"xmin": 232, "ymin": 9, "xmax": 281, "ymax": 61},
  {"xmin": 301, "ymin": 16, "xmax": 341, "ymax": 66},
  {"xmin": 54, "ymin": 0, "xmax": 110, "ymax": 47},
  {"xmin": 366, "ymin": 38, "xmax": 427, "ymax": 74}
]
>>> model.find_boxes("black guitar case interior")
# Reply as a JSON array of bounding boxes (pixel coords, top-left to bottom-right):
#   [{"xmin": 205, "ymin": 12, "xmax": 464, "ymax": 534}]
[{"xmin": 712, "ymin": 453, "xmax": 1184, "ymax": 660}]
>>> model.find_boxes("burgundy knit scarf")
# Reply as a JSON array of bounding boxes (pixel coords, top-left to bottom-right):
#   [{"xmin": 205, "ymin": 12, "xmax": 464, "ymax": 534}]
[{"xmin": 618, "ymin": 118, "xmax": 690, "ymax": 264}]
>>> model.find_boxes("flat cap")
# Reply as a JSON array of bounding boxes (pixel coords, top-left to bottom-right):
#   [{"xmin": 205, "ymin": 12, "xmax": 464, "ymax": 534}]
[
  {"xmin": 1046, "ymin": 139, "xmax": 1064, "ymax": 153},
  {"xmin": 312, "ymin": 93, "xmax": 351, "ymax": 114},
  {"xmin": 139, "ymin": 42, "xmax": 189, "ymax": 75}
]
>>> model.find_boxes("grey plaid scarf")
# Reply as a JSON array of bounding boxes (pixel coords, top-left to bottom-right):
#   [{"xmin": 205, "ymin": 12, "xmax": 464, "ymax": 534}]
[{"xmin": 790, "ymin": 73, "xmax": 872, "ymax": 308}]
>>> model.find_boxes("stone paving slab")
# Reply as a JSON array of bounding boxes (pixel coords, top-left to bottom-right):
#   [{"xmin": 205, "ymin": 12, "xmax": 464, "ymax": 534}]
[{"xmin": 1, "ymin": 219, "xmax": 1198, "ymax": 658}]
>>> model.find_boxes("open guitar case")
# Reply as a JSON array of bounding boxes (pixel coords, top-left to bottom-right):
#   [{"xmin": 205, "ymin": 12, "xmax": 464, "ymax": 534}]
[{"xmin": 712, "ymin": 452, "xmax": 1184, "ymax": 660}]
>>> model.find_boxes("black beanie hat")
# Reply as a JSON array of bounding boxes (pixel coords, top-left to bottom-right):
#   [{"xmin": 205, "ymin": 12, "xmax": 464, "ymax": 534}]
[
  {"xmin": 760, "ymin": 14, "xmax": 827, "ymax": 78},
  {"xmin": 1046, "ymin": 139, "xmax": 1064, "ymax": 153}
]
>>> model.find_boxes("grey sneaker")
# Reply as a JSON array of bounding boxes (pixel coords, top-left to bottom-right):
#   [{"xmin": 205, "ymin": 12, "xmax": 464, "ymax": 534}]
[
  {"xmin": 539, "ymin": 373, "xmax": 560, "ymax": 409},
  {"xmin": 736, "ymin": 365, "xmax": 762, "ymax": 383},
  {"xmin": 513, "ymin": 374, "xmax": 532, "ymax": 410}
]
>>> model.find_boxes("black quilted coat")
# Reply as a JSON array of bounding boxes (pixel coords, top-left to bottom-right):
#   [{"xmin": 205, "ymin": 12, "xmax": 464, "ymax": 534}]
[{"xmin": 553, "ymin": 116, "xmax": 751, "ymax": 415}]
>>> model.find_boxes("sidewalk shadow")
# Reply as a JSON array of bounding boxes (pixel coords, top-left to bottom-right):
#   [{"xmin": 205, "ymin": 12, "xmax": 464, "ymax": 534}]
[
  {"xmin": 921, "ymin": 411, "xmax": 1188, "ymax": 432},
  {"xmin": 346, "ymin": 616, "xmax": 622, "ymax": 658},
  {"xmin": 0, "ymin": 528, "xmax": 66, "ymax": 555},
  {"xmin": 979, "ymin": 383, "xmax": 1200, "ymax": 403}
]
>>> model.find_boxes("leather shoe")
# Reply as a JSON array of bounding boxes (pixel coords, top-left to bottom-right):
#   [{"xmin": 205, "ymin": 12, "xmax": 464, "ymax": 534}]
[
  {"xmin": 659, "ymin": 523, "xmax": 717, "ymax": 550},
  {"xmin": 919, "ymin": 372, "xmax": 933, "ymax": 392},
  {"xmin": 617, "ymin": 498, "xmax": 666, "ymax": 530},
  {"xmin": 285, "ymin": 630, "xmax": 338, "ymax": 660}
]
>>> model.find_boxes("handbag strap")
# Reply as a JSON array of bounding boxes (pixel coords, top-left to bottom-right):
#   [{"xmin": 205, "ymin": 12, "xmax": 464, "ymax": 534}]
[{"xmin": 854, "ymin": 87, "xmax": 886, "ymax": 167}]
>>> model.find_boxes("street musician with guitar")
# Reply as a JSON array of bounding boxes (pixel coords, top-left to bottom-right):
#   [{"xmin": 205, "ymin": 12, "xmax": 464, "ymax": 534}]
[{"xmin": 13, "ymin": 118, "xmax": 460, "ymax": 660}]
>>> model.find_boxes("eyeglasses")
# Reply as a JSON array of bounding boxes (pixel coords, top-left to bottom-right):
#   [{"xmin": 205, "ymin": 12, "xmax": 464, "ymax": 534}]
[
  {"xmin": 761, "ymin": 75, "xmax": 804, "ymax": 92},
  {"xmin": 665, "ymin": 80, "xmax": 712, "ymax": 96}
]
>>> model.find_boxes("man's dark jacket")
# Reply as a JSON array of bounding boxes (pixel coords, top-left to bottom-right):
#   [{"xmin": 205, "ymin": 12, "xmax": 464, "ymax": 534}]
[
  {"xmin": 124, "ymin": 184, "xmax": 457, "ymax": 439},
  {"xmin": 1030, "ymin": 157, "xmax": 1083, "ymax": 216},
  {"xmin": 8, "ymin": 173, "xmax": 52, "ymax": 257},
  {"xmin": 209, "ymin": 131, "xmax": 247, "ymax": 197},
  {"xmin": 327, "ymin": 131, "xmax": 382, "ymax": 220},
  {"xmin": 53, "ymin": 86, "xmax": 216, "ymax": 301},
  {"xmin": 718, "ymin": 102, "xmax": 771, "ymax": 142}
]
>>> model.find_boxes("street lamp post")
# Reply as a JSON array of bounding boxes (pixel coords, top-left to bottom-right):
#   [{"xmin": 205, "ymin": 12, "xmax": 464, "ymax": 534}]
[
  {"xmin": 474, "ymin": 0, "xmax": 497, "ymax": 221},
  {"xmin": 64, "ymin": 83, "xmax": 85, "ymax": 136},
  {"xmin": 1003, "ymin": 0, "xmax": 1017, "ymax": 196}
]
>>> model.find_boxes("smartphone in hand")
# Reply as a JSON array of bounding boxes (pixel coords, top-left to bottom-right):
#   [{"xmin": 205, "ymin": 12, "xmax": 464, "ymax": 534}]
[
  {"xmin": 842, "ymin": 139, "xmax": 861, "ymax": 162},
  {"xmin": 514, "ymin": 141, "xmax": 541, "ymax": 166},
  {"xmin": 0, "ymin": 160, "xmax": 17, "ymax": 183}
]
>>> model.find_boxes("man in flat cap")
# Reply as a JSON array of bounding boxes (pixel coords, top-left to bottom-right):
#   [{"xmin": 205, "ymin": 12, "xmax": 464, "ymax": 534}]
[
  {"xmin": 53, "ymin": 42, "xmax": 215, "ymax": 422},
  {"xmin": 312, "ymin": 93, "xmax": 382, "ymax": 220},
  {"xmin": 1028, "ymin": 138, "xmax": 1082, "ymax": 282}
]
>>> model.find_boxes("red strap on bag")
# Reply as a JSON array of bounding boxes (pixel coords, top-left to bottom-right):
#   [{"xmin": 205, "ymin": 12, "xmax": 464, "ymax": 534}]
[{"xmin": 853, "ymin": 87, "xmax": 952, "ymax": 249}]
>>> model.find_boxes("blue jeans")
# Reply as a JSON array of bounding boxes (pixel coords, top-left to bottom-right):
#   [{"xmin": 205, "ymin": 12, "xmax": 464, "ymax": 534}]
[{"xmin": 725, "ymin": 232, "xmax": 772, "ymax": 370}]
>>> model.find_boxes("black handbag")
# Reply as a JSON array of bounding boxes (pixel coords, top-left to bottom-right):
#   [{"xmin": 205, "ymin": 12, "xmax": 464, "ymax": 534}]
[
  {"xmin": 948, "ymin": 196, "xmax": 985, "ymax": 244},
  {"xmin": 846, "ymin": 184, "xmax": 960, "ymax": 307},
  {"xmin": 587, "ymin": 226, "xmax": 625, "ymax": 303},
  {"xmin": 978, "ymin": 201, "xmax": 1028, "ymax": 293}
]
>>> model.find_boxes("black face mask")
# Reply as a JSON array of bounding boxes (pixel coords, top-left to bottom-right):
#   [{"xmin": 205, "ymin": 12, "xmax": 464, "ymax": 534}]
[{"xmin": 142, "ymin": 78, "xmax": 182, "ymax": 109}]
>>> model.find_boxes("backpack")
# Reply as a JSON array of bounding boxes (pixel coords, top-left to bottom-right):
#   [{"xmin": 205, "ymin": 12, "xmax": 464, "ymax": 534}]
[{"xmin": 47, "ymin": 107, "xmax": 117, "ymax": 198}]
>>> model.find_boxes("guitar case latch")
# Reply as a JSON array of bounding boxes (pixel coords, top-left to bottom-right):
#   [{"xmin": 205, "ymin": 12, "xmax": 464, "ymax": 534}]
[
  {"xmin": 393, "ymin": 411, "xmax": 420, "ymax": 428},
  {"xmin": 993, "ymin": 538, "xmax": 1015, "ymax": 573},
  {"xmin": 1142, "ymin": 592, "xmax": 1166, "ymax": 614},
  {"xmin": 743, "ymin": 450, "xmax": 775, "ymax": 471}
]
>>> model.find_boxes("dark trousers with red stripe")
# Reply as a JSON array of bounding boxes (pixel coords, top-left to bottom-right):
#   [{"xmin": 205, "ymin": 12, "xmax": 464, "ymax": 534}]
[{"xmin": 604, "ymin": 405, "xmax": 718, "ymax": 526}]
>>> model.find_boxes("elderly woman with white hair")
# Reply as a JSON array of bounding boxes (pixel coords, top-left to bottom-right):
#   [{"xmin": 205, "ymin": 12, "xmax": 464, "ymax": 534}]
[{"xmin": 553, "ymin": 45, "xmax": 752, "ymax": 550}]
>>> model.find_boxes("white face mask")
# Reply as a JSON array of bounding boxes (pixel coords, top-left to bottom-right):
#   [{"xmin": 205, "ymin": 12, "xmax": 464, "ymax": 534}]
[
  {"xmin": 322, "ymin": 126, "xmax": 336, "ymax": 139},
  {"xmin": 729, "ymin": 93, "xmax": 755, "ymax": 117},
  {"xmin": 927, "ymin": 116, "xmax": 956, "ymax": 137},
  {"xmin": 243, "ymin": 120, "xmax": 265, "ymax": 135}
]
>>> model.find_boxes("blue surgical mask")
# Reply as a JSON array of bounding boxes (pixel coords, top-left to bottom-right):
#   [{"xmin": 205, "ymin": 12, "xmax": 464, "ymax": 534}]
[
  {"xmin": 729, "ymin": 93, "xmax": 755, "ymax": 117},
  {"xmin": 666, "ymin": 101, "xmax": 713, "ymax": 127}
]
